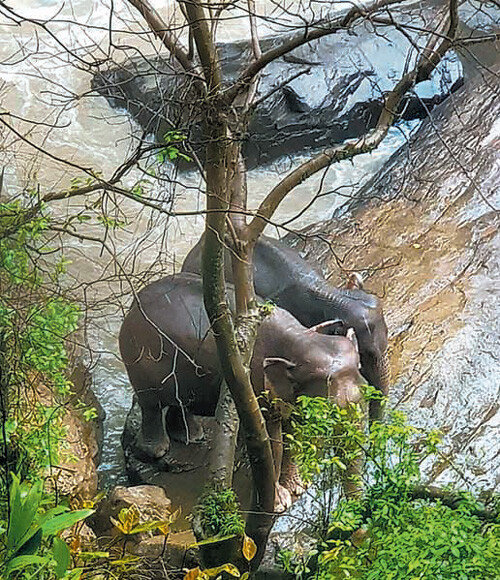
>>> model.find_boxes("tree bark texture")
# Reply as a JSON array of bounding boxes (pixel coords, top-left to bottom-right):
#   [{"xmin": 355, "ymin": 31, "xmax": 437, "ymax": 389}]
[{"xmin": 180, "ymin": 0, "xmax": 276, "ymax": 566}]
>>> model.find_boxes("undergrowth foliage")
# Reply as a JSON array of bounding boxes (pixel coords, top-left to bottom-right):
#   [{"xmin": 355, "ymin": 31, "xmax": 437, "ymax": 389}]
[
  {"xmin": 0, "ymin": 202, "xmax": 95, "ymax": 579},
  {"xmin": 281, "ymin": 394, "xmax": 500, "ymax": 579},
  {"xmin": 195, "ymin": 487, "xmax": 245, "ymax": 539},
  {"xmin": 0, "ymin": 202, "xmax": 81, "ymax": 476}
]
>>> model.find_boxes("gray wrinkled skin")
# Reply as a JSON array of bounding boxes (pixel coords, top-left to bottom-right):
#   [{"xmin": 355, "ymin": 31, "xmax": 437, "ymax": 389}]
[
  {"xmin": 182, "ymin": 235, "xmax": 390, "ymax": 420},
  {"xmin": 119, "ymin": 273, "xmax": 363, "ymax": 506}
]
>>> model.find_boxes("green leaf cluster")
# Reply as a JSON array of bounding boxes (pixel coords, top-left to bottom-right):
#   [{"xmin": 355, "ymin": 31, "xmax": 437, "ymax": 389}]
[
  {"xmin": 318, "ymin": 496, "xmax": 499, "ymax": 579},
  {"xmin": 157, "ymin": 131, "xmax": 191, "ymax": 163},
  {"xmin": 0, "ymin": 201, "xmax": 48, "ymax": 285},
  {"xmin": 0, "ymin": 202, "xmax": 83, "ymax": 475},
  {"xmin": 282, "ymin": 396, "xmax": 500, "ymax": 579},
  {"xmin": 196, "ymin": 487, "xmax": 245, "ymax": 539},
  {"xmin": 287, "ymin": 395, "xmax": 365, "ymax": 486},
  {"xmin": 1, "ymin": 474, "xmax": 93, "ymax": 579},
  {"xmin": 22, "ymin": 299, "xmax": 79, "ymax": 387}
]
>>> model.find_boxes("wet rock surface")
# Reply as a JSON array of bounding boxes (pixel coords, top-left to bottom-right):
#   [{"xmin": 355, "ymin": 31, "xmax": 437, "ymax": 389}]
[
  {"xmin": 39, "ymin": 356, "xmax": 103, "ymax": 499},
  {"xmin": 93, "ymin": 1, "xmax": 461, "ymax": 169},
  {"xmin": 122, "ymin": 398, "xmax": 253, "ymax": 529},
  {"xmin": 252, "ymin": 48, "xmax": 500, "ymax": 576},
  {"xmin": 88, "ymin": 483, "xmax": 199, "ymax": 569},
  {"xmin": 90, "ymin": 484, "xmax": 173, "ymax": 537},
  {"xmin": 290, "ymin": 62, "xmax": 499, "ymax": 493}
]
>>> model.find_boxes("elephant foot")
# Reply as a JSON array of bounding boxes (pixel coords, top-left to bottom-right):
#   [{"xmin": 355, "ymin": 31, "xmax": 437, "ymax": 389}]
[
  {"xmin": 135, "ymin": 431, "xmax": 171, "ymax": 461},
  {"xmin": 274, "ymin": 482, "xmax": 293, "ymax": 513},
  {"xmin": 280, "ymin": 462, "xmax": 307, "ymax": 499},
  {"xmin": 166, "ymin": 406, "xmax": 204, "ymax": 444}
]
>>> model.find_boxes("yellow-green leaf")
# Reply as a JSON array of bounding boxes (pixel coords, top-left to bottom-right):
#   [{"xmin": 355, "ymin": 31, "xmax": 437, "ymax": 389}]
[
  {"xmin": 203, "ymin": 564, "xmax": 240, "ymax": 578},
  {"xmin": 109, "ymin": 516, "xmax": 125, "ymax": 534},
  {"xmin": 110, "ymin": 555, "xmax": 141, "ymax": 566},
  {"xmin": 189, "ymin": 534, "xmax": 237, "ymax": 548},
  {"xmin": 242, "ymin": 534, "xmax": 257, "ymax": 561}
]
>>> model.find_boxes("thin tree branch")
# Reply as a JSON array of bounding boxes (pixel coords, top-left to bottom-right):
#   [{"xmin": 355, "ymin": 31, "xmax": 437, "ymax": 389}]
[
  {"xmin": 125, "ymin": 0, "xmax": 195, "ymax": 73},
  {"xmin": 224, "ymin": 0, "xmax": 405, "ymax": 103},
  {"xmin": 247, "ymin": 0, "xmax": 460, "ymax": 241}
]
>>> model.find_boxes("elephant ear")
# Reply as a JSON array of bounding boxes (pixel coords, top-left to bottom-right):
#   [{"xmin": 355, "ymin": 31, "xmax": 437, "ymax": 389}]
[
  {"xmin": 307, "ymin": 319, "xmax": 345, "ymax": 335},
  {"xmin": 263, "ymin": 358, "xmax": 296, "ymax": 404}
]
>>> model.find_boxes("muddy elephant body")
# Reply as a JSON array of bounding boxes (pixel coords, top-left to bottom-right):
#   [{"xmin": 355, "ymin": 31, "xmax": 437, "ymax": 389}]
[
  {"xmin": 182, "ymin": 235, "xmax": 389, "ymax": 419},
  {"xmin": 119, "ymin": 273, "xmax": 364, "ymax": 508}
]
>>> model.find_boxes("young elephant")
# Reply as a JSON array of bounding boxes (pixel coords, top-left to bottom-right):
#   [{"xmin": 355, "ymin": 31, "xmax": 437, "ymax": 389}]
[
  {"xmin": 119, "ymin": 273, "xmax": 364, "ymax": 511},
  {"xmin": 182, "ymin": 234, "xmax": 389, "ymax": 420}
]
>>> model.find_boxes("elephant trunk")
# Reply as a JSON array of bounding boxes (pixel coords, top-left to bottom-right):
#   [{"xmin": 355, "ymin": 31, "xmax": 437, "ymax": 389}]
[
  {"xmin": 368, "ymin": 350, "xmax": 391, "ymax": 423},
  {"xmin": 377, "ymin": 350, "xmax": 391, "ymax": 397}
]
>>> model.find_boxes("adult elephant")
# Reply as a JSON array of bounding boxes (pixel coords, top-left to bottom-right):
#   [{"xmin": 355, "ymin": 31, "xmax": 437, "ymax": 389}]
[
  {"xmin": 119, "ymin": 273, "xmax": 364, "ymax": 510},
  {"xmin": 182, "ymin": 234, "xmax": 390, "ymax": 420}
]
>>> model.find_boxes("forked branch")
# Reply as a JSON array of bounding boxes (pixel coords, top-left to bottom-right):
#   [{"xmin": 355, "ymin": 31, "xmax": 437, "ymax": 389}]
[
  {"xmin": 125, "ymin": 0, "xmax": 194, "ymax": 73},
  {"xmin": 247, "ymin": 0, "xmax": 460, "ymax": 241}
]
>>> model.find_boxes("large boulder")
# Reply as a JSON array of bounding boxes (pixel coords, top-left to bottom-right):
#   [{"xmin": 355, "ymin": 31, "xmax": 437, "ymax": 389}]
[
  {"xmin": 93, "ymin": 1, "xmax": 462, "ymax": 168},
  {"xmin": 90, "ymin": 484, "xmax": 173, "ymax": 538},
  {"xmin": 89, "ymin": 484, "xmax": 200, "ymax": 568}
]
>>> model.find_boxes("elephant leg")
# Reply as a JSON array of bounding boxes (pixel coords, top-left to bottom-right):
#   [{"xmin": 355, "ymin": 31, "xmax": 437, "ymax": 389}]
[
  {"xmin": 165, "ymin": 405, "xmax": 204, "ymax": 444},
  {"xmin": 369, "ymin": 400, "xmax": 383, "ymax": 423},
  {"xmin": 137, "ymin": 397, "xmax": 170, "ymax": 459},
  {"xmin": 267, "ymin": 416, "xmax": 292, "ymax": 513},
  {"xmin": 279, "ymin": 448, "xmax": 307, "ymax": 499}
]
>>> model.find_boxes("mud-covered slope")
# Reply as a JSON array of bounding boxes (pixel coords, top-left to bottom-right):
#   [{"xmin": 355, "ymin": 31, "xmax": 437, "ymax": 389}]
[{"xmin": 293, "ymin": 63, "xmax": 499, "ymax": 492}]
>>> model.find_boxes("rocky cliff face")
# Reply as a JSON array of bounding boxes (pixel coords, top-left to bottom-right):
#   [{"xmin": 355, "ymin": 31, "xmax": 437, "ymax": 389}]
[{"xmin": 292, "ymin": 61, "xmax": 499, "ymax": 492}]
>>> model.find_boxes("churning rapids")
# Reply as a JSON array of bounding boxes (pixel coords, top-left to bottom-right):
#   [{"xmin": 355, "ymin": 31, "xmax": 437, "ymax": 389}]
[{"xmin": 1, "ymin": 0, "xmax": 497, "ymax": 522}]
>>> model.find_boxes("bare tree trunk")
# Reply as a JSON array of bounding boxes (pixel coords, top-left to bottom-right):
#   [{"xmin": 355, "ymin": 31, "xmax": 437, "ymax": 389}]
[
  {"xmin": 180, "ymin": 0, "xmax": 276, "ymax": 564},
  {"xmin": 209, "ymin": 381, "xmax": 239, "ymax": 487}
]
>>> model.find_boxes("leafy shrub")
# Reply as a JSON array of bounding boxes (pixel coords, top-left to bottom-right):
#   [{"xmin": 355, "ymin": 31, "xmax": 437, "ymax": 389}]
[
  {"xmin": 196, "ymin": 487, "xmax": 245, "ymax": 538},
  {"xmin": 0, "ymin": 202, "xmax": 96, "ymax": 579},
  {"xmin": 0, "ymin": 202, "xmax": 84, "ymax": 475},
  {"xmin": 282, "ymin": 396, "xmax": 500, "ymax": 579},
  {"xmin": 0, "ymin": 474, "xmax": 93, "ymax": 579}
]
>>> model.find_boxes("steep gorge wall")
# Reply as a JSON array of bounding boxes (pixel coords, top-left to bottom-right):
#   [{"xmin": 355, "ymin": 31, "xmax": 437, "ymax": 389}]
[{"xmin": 293, "ymin": 62, "xmax": 499, "ymax": 491}]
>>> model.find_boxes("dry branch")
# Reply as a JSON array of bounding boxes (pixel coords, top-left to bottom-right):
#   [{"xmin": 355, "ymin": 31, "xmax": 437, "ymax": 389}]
[{"xmin": 247, "ymin": 0, "xmax": 460, "ymax": 241}]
